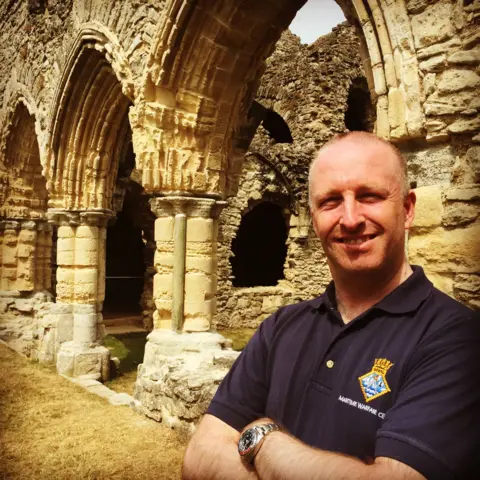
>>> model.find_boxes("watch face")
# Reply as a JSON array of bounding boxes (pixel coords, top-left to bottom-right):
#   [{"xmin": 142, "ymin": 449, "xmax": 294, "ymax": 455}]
[{"xmin": 238, "ymin": 429, "xmax": 257, "ymax": 454}]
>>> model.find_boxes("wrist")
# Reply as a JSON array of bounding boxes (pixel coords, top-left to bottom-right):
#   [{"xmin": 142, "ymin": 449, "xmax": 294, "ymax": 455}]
[{"xmin": 238, "ymin": 420, "xmax": 282, "ymax": 465}]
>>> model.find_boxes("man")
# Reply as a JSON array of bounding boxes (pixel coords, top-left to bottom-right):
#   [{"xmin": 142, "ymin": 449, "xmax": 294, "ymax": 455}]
[{"xmin": 183, "ymin": 132, "xmax": 479, "ymax": 479}]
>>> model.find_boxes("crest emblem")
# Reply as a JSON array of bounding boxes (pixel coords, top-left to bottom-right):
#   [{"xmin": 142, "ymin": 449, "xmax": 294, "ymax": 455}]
[{"xmin": 358, "ymin": 358, "xmax": 394, "ymax": 402}]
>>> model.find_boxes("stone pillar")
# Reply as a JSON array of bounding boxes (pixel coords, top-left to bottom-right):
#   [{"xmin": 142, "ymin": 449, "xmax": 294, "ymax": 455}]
[
  {"xmin": 0, "ymin": 219, "xmax": 52, "ymax": 292},
  {"xmin": 133, "ymin": 196, "xmax": 239, "ymax": 432},
  {"xmin": 47, "ymin": 210, "xmax": 111, "ymax": 381},
  {"xmin": 0, "ymin": 219, "xmax": 54, "ymax": 358}
]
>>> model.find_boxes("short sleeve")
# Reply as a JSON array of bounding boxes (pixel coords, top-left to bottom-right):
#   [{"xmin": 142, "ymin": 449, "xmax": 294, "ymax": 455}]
[
  {"xmin": 206, "ymin": 313, "xmax": 276, "ymax": 431},
  {"xmin": 375, "ymin": 314, "xmax": 480, "ymax": 479}
]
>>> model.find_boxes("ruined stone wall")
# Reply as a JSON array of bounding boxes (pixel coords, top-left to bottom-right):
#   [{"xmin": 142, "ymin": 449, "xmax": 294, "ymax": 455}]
[{"xmin": 215, "ymin": 25, "xmax": 367, "ymax": 329}]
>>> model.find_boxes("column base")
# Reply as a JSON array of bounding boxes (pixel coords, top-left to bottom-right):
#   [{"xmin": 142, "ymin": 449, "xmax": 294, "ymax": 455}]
[
  {"xmin": 132, "ymin": 330, "xmax": 239, "ymax": 434},
  {"xmin": 56, "ymin": 341, "xmax": 110, "ymax": 382}
]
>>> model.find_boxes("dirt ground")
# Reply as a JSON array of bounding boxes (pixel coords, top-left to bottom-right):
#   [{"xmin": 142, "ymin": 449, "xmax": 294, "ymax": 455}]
[{"xmin": 0, "ymin": 343, "xmax": 186, "ymax": 480}]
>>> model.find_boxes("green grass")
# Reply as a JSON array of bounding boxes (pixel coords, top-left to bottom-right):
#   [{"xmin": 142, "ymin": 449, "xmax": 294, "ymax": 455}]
[
  {"xmin": 217, "ymin": 328, "xmax": 257, "ymax": 351},
  {"xmin": 104, "ymin": 332, "xmax": 148, "ymax": 374}
]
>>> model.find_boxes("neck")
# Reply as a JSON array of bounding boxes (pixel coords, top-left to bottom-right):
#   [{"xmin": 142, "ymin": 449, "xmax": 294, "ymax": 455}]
[{"xmin": 333, "ymin": 261, "xmax": 413, "ymax": 323}]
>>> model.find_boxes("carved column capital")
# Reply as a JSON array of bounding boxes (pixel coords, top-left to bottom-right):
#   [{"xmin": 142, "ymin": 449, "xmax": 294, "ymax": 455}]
[
  {"xmin": 47, "ymin": 209, "xmax": 114, "ymax": 227},
  {"xmin": 149, "ymin": 196, "xmax": 227, "ymax": 219}
]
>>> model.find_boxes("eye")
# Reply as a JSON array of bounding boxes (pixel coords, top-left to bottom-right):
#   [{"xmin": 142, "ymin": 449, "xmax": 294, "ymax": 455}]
[
  {"xmin": 319, "ymin": 197, "xmax": 341, "ymax": 208},
  {"xmin": 359, "ymin": 193, "xmax": 381, "ymax": 202}
]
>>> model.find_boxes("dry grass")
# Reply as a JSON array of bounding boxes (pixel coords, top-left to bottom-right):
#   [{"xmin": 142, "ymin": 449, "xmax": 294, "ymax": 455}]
[{"xmin": 0, "ymin": 343, "xmax": 186, "ymax": 480}]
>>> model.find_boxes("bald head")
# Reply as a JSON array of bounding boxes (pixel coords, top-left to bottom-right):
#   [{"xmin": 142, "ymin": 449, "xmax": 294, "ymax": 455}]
[{"xmin": 308, "ymin": 132, "xmax": 409, "ymax": 208}]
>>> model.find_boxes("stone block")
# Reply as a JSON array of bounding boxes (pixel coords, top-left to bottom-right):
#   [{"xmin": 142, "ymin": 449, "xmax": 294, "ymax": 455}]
[
  {"xmin": 412, "ymin": 185, "xmax": 443, "ymax": 228},
  {"xmin": 423, "ymin": 73, "xmax": 436, "ymax": 97},
  {"xmin": 409, "ymin": 224, "xmax": 480, "ymax": 273},
  {"xmin": 186, "ymin": 217, "xmax": 214, "ymax": 243},
  {"xmin": 183, "ymin": 317, "xmax": 210, "ymax": 332},
  {"xmin": 447, "ymin": 116, "xmax": 480, "ymax": 134},
  {"xmin": 74, "ymin": 246, "xmax": 99, "ymax": 267},
  {"xmin": 155, "ymin": 217, "xmax": 174, "ymax": 242},
  {"xmin": 262, "ymin": 295, "xmax": 285, "ymax": 313},
  {"xmin": 73, "ymin": 313, "xmax": 97, "ymax": 343},
  {"xmin": 447, "ymin": 50, "xmax": 480, "ymax": 65},
  {"xmin": 419, "ymin": 54, "xmax": 445, "ymax": 72},
  {"xmin": 411, "ymin": 1, "xmax": 454, "ymax": 50},
  {"xmin": 185, "ymin": 255, "xmax": 215, "ymax": 274},
  {"xmin": 57, "ymin": 226, "xmax": 75, "ymax": 239},
  {"xmin": 1, "ymin": 246, "xmax": 17, "ymax": 265},
  {"xmin": 444, "ymin": 186, "xmax": 480, "ymax": 201},
  {"xmin": 16, "ymin": 243, "xmax": 35, "ymax": 258},
  {"xmin": 153, "ymin": 273, "xmax": 172, "ymax": 297},
  {"xmin": 154, "ymin": 251, "xmax": 174, "ymax": 269},
  {"xmin": 437, "ymin": 70, "xmax": 480, "ymax": 95},
  {"xmin": 185, "ymin": 272, "xmax": 212, "ymax": 302},
  {"xmin": 55, "ymin": 314, "xmax": 74, "ymax": 343},
  {"xmin": 76, "ymin": 225, "xmax": 98, "ymax": 239},
  {"xmin": 442, "ymin": 204, "xmax": 479, "ymax": 227},
  {"xmin": 18, "ymin": 229, "xmax": 36, "ymax": 243}
]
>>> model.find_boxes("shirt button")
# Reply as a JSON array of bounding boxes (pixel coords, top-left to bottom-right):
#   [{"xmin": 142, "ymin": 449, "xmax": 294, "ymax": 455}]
[{"xmin": 326, "ymin": 360, "xmax": 335, "ymax": 369}]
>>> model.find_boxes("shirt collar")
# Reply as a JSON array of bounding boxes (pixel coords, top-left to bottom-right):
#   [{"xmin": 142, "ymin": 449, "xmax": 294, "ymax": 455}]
[{"xmin": 309, "ymin": 265, "xmax": 432, "ymax": 315}]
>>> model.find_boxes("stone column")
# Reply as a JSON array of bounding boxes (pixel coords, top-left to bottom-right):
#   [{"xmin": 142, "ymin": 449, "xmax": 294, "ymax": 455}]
[
  {"xmin": 133, "ymin": 196, "xmax": 239, "ymax": 432},
  {"xmin": 0, "ymin": 219, "xmax": 54, "ymax": 357},
  {"xmin": 47, "ymin": 210, "xmax": 112, "ymax": 381}
]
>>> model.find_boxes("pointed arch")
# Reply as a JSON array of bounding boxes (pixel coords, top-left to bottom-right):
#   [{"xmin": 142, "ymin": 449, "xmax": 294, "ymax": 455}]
[
  {"xmin": 139, "ymin": 0, "xmax": 423, "ymax": 198},
  {"xmin": 0, "ymin": 101, "xmax": 47, "ymax": 219},
  {"xmin": 46, "ymin": 26, "xmax": 134, "ymax": 210}
]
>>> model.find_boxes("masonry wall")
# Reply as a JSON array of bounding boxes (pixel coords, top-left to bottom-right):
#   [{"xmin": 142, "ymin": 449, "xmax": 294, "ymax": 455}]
[{"xmin": 215, "ymin": 26, "xmax": 369, "ymax": 329}]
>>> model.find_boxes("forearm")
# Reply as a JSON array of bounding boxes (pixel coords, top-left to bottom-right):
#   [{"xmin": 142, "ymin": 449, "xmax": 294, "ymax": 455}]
[
  {"xmin": 255, "ymin": 432, "xmax": 366, "ymax": 480},
  {"xmin": 182, "ymin": 422, "xmax": 258, "ymax": 480},
  {"xmin": 255, "ymin": 432, "xmax": 421, "ymax": 480},
  {"xmin": 183, "ymin": 439, "xmax": 258, "ymax": 480}
]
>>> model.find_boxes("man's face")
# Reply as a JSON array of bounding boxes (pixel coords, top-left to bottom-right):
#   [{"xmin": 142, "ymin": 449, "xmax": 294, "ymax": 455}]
[{"xmin": 309, "ymin": 139, "xmax": 415, "ymax": 278}]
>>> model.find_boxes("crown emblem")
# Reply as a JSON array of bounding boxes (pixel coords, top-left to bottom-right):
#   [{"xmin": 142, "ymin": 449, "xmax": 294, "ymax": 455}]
[
  {"xmin": 372, "ymin": 358, "xmax": 394, "ymax": 375},
  {"xmin": 358, "ymin": 358, "xmax": 394, "ymax": 403}
]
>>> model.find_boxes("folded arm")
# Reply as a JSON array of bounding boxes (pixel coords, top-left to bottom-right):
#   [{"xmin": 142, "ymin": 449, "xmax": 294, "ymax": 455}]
[{"xmin": 182, "ymin": 414, "xmax": 425, "ymax": 480}]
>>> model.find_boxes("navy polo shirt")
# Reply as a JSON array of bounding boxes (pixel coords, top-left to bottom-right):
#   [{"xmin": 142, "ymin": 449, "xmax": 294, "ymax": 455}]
[{"xmin": 207, "ymin": 267, "xmax": 480, "ymax": 479}]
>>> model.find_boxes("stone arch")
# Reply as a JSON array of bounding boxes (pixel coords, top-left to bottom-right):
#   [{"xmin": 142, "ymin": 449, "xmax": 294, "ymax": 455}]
[
  {"xmin": 46, "ymin": 26, "xmax": 134, "ymax": 210},
  {"xmin": 0, "ymin": 99, "xmax": 52, "ymax": 294},
  {"xmin": 0, "ymin": 101, "xmax": 47, "ymax": 219},
  {"xmin": 138, "ymin": 0, "xmax": 423, "ymax": 200}
]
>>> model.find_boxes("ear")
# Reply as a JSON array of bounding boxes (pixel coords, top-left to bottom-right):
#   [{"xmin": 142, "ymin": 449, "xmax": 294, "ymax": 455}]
[{"xmin": 404, "ymin": 190, "xmax": 416, "ymax": 230}]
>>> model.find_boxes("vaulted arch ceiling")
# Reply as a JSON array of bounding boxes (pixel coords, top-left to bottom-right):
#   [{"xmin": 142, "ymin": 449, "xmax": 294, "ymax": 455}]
[
  {"xmin": 136, "ymin": 0, "xmax": 422, "ymax": 198},
  {"xmin": 47, "ymin": 45, "xmax": 131, "ymax": 211},
  {"xmin": 0, "ymin": 102, "xmax": 47, "ymax": 219}
]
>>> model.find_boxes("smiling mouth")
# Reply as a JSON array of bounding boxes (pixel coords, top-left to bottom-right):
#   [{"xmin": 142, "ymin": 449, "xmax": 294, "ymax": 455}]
[{"xmin": 336, "ymin": 234, "xmax": 376, "ymax": 245}]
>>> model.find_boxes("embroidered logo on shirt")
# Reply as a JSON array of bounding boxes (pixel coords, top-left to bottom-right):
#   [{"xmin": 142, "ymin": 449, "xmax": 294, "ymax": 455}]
[{"xmin": 358, "ymin": 358, "xmax": 394, "ymax": 402}]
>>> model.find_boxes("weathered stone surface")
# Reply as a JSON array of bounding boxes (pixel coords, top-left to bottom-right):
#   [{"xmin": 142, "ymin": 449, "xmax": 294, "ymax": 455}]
[
  {"xmin": 133, "ymin": 331, "xmax": 239, "ymax": 432},
  {"xmin": 442, "ymin": 204, "xmax": 479, "ymax": 227},
  {"xmin": 411, "ymin": 1, "xmax": 454, "ymax": 50},
  {"xmin": 447, "ymin": 50, "xmax": 480, "ymax": 65},
  {"xmin": 444, "ymin": 186, "xmax": 480, "ymax": 201},
  {"xmin": 412, "ymin": 185, "xmax": 443, "ymax": 228},
  {"xmin": 419, "ymin": 54, "xmax": 446, "ymax": 72},
  {"xmin": 406, "ymin": 145, "xmax": 455, "ymax": 187},
  {"xmin": 409, "ymin": 224, "xmax": 480, "ymax": 273},
  {"xmin": 447, "ymin": 116, "xmax": 480, "ymax": 134},
  {"xmin": 437, "ymin": 70, "xmax": 480, "ymax": 94}
]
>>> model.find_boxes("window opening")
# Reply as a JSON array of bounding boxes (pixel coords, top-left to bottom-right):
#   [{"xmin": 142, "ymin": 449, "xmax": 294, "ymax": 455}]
[{"xmin": 230, "ymin": 202, "xmax": 288, "ymax": 287}]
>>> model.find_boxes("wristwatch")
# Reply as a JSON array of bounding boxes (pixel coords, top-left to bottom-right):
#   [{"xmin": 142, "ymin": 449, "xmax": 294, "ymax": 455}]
[{"xmin": 238, "ymin": 423, "xmax": 281, "ymax": 464}]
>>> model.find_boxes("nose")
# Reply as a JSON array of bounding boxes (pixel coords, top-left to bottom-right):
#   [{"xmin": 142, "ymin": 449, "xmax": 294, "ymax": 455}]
[{"xmin": 339, "ymin": 196, "xmax": 365, "ymax": 230}]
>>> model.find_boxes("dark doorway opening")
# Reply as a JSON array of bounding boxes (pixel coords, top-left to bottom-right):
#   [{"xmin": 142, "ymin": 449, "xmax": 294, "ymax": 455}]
[
  {"xmin": 230, "ymin": 202, "xmax": 288, "ymax": 287},
  {"xmin": 104, "ymin": 190, "xmax": 146, "ymax": 318},
  {"xmin": 344, "ymin": 76, "xmax": 374, "ymax": 132}
]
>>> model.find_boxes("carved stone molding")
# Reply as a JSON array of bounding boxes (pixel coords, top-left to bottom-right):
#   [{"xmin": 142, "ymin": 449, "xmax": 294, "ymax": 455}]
[
  {"xmin": 47, "ymin": 209, "xmax": 114, "ymax": 228},
  {"xmin": 149, "ymin": 196, "xmax": 227, "ymax": 219}
]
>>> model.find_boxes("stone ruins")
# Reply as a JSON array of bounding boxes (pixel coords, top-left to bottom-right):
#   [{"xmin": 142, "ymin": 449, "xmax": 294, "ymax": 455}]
[{"xmin": 0, "ymin": 0, "xmax": 478, "ymax": 431}]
